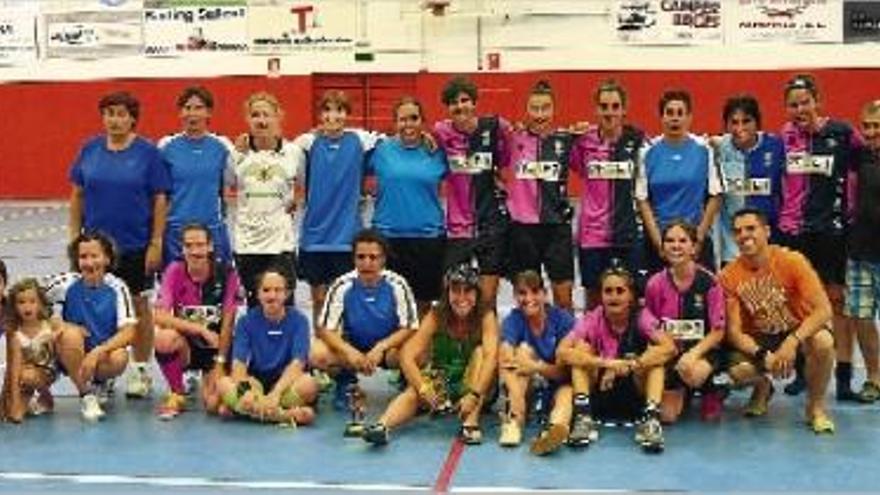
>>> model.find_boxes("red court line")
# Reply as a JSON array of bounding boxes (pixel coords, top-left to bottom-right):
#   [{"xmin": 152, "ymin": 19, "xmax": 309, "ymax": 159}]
[{"xmin": 433, "ymin": 438, "xmax": 465, "ymax": 493}]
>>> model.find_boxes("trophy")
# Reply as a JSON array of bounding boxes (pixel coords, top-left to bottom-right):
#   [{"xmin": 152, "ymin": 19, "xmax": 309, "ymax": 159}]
[
  {"xmin": 422, "ymin": 368, "xmax": 453, "ymax": 415},
  {"xmin": 343, "ymin": 384, "xmax": 367, "ymax": 437}
]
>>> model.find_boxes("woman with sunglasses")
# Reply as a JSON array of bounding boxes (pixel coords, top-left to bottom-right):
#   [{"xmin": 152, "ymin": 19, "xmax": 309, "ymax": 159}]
[
  {"xmin": 361, "ymin": 264, "xmax": 498, "ymax": 446},
  {"xmin": 558, "ymin": 267, "xmax": 676, "ymax": 453}
]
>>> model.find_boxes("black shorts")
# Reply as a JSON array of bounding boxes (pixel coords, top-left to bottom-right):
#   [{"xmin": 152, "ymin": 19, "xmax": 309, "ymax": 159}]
[
  {"xmin": 185, "ymin": 334, "xmax": 225, "ymax": 371},
  {"xmin": 387, "ymin": 237, "xmax": 445, "ymax": 302},
  {"xmin": 235, "ymin": 252, "xmax": 296, "ymax": 307},
  {"xmin": 114, "ymin": 250, "xmax": 149, "ymax": 294},
  {"xmin": 591, "ymin": 372, "xmax": 644, "ymax": 422},
  {"xmin": 444, "ymin": 228, "xmax": 507, "ymax": 276},
  {"xmin": 578, "ymin": 244, "xmax": 645, "ymax": 290},
  {"xmin": 778, "ymin": 233, "xmax": 846, "ymax": 285},
  {"xmin": 507, "ymin": 223, "xmax": 574, "ymax": 282},
  {"xmin": 666, "ymin": 346, "xmax": 725, "ymax": 390},
  {"xmin": 297, "ymin": 251, "xmax": 353, "ymax": 287}
]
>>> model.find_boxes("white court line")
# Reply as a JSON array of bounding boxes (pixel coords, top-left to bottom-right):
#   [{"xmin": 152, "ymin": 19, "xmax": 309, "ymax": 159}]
[{"xmin": 0, "ymin": 472, "xmax": 643, "ymax": 494}]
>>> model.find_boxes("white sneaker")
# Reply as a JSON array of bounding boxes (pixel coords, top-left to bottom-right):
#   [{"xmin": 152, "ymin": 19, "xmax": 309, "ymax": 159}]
[
  {"xmin": 126, "ymin": 365, "xmax": 152, "ymax": 399},
  {"xmin": 499, "ymin": 419, "xmax": 522, "ymax": 447},
  {"xmin": 81, "ymin": 394, "xmax": 105, "ymax": 422}
]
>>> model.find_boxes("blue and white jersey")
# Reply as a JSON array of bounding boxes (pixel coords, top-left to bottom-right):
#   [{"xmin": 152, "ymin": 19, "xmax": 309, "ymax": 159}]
[
  {"xmin": 232, "ymin": 306, "xmax": 310, "ymax": 381},
  {"xmin": 501, "ymin": 305, "xmax": 575, "ymax": 364},
  {"xmin": 319, "ymin": 269, "xmax": 418, "ymax": 352},
  {"xmin": 295, "ymin": 129, "xmax": 381, "ymax": 252},
  {"xmin": 44, "ymin": 272, "xmax": 137, "ymax": 351},
  {"xmin": 715, "ymin": 132, "xmax": 785, "ymax": 263}
]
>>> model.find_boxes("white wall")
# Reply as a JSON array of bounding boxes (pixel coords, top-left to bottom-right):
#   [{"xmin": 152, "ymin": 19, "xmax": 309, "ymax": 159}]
[{"xmin": 0, "ymin": 0, "xmax": 877, "ymax": 83}]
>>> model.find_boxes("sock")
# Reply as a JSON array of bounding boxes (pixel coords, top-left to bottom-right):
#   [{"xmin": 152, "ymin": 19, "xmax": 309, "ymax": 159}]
[
  {"xmin": 156, "ymin": 353, "xmax": 185, "ymax": 394},
  {"xmin": 836, "ymin": 362, "xmax": 853, "ymax": 392},
  {"xmin": 573, "ymin": 393, "xmax": 591, "ymax": 416}
]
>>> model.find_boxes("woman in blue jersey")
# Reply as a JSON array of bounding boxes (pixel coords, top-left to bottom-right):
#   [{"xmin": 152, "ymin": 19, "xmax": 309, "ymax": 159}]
[
  {"xmin": 778, "ymin": 74, "xmax": 863, "ymax": 400},
  {"xmin": 159, "ymin": 86, "xmax": 234, "ymax": 267},
  {"xmin": 636, "ymin": 89, "xmax": 722, "ymax": 274},
  {"xmin": 230, "ymin": 91, "xmax": 298, "ymax": 307},
  {"xmin": 216, "ymin": 269, "xmax": 317, "ymax": 426},
  {"xmin": 367, "ymin": 96, "xmax": 447, "ymax": 315}
]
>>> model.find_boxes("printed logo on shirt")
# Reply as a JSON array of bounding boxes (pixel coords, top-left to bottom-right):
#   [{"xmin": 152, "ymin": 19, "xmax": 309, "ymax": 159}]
[
  {"xmin": 587, "ymin": 160, "xmax": 634, "ymax": 180},
  {"xmin": 734, "ymin": 274, "xmax": 799, "ymax": 335},
  {"xmin": 516, "ymin": 161, "xmax": 562, "ymax": 181},
  {"xmin": 664, "ymin": 319, "xmax": 705, "ymax": 341},
  {"xmin": 786, "ymin": 153, "xmax": 834, "ymax": 176},
  {"xmin": 764, "ymin": 151, "xmax": 774, "ymax": 168},
  {"xmin": 449, "ymin": 152, "xmax": 493, "ymax": 174},
  {"xmin": 728, "ymin": 177, "xmax": 771, "ymax": 196}
]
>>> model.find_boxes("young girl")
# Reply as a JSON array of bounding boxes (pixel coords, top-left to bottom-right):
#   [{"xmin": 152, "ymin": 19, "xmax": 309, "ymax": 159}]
[
  {"xmin": 558, "ymin": 267, "xmax": 676, "ymax": 453},
  {"xmin": 215, "ymin": 269, "xmax": 317, "ymax": 426},
  {"xmin": 498, "ymin": 270, "xmax": 576, "ymax": 456},
  {"xmin": 644, "ymin": 220, "xmax": 726, "ymax": 422},
  {"xmin": 2, "ymin": 279, "xmax": 60, "ymax": 423},
  {"xmin": 361, "ymin": 264, "xmax": 498, "ymax": 446}
]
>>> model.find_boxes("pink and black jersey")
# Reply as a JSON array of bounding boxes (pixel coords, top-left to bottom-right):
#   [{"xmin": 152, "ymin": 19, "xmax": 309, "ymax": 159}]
[
  {"xmin": 434, "ymin": 116, "xmax": 511, "ymax": 239},
  {"xmin": 779, "ymin": 119, "xmax": 862, "ymax": 236},
  {"xmin": 643, "ymin": 267, "xmax": 725, "ymax": 345},
  {"xmin": 505, "ymin": 130, "xmax": 575, "ymax": 225},
  {"xmin": 156, "ymin": 260, "xmax": 243, "ymax": 333},
  {"xmin": 571, "ymin": 306, "xmax": 660, "ymax": 360},
  {"xmin": 570, "ymin": 125, "xmax": 644, "ymax": 248}
]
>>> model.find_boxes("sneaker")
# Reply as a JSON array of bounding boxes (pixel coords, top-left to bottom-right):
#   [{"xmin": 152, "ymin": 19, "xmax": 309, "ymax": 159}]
[
  {"xmin": 810, "ymin": 413, "xmax": 836, "ymax": 435},
  {"xmin": 635, "ymin": 417, "xmax": 664, "ymax": 453},
  {"xmin": 568, "ymin": 413, "xmax": 598, "ymax": 447},
  {"xmin": 332, "ymin": 372, "xmax": 357, "ymax": 412},
  {"xmin": 95, "ymin": 379, "xmax": 116, "ymax": 406},
  {"xmin": 858, "ymin": 381, "xmax": 880, "ymax": 404},
  {"xmin": 126, "ymin": 366, "xmax": 152, "ymax": 399},
  {"xmin": 498, "ymin": 419, "xmax": 522, "ymax": 447},
  {"xmin": 28, "ymin": 390, "xmax": 54, "ymax": 416},
  {"xmin": 700, "ymin": 391, "xmax": 724, "ymax": 422},
  {"xmin": 530, "ymin": 423, "xmax": 568, "ymax": 456},
  {"xmin": 836, "ymin": 388, "xmax": 862, "ymax": 403},
  {"xmin": 183, "ymin": 371, "xmax": 201, "ymax": 396},
  {"xmin": 80, "ymin": 394, "xmax": 105, "ymax": 422},
  {"xmin": 157, "ymin": 392, "xmax": 187, "ymax": 421},
  {"xmin": 362, "ymin": 423, "xmax": 389, "ymax": 446}
]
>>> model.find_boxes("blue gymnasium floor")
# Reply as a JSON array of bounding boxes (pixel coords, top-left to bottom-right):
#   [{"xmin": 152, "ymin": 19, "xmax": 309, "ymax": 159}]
[{"xmin": 1, "ymin": 201, "xmax": 879, "ymax": 494}]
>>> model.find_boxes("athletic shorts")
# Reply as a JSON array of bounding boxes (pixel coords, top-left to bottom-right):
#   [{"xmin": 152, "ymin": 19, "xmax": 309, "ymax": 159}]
[
  {"xmin": 387, "ymin": 236, "xmax": 446, "ymax": 302},
  {"xmin": 114, "ymin": 250, "xmax": 149, "ymax": 294},
  {"xmin": 445, "ymin": 230, "xmax": 507, "ymax": 276},
  {"xmin": 665, "ymin": 345, "xmax": 725, "ymax": 390},
  {"xmin": 578, "ymin": 244, "xmax": 644, "ymax": 291},
  {"xmin": 507, "ymin": 223, "xmax": 574, "ymax": 282},
  {"xmin": 297, "ymin": 251, "xmax": 353, "ymax": 287},
  {"xmin": 778, "ymin": 233, "xmax": 846, "ymax": 285},
  {"xmin": 844, "ymin": 258, "xmax": 880, "ymax": 319},
  {"xmin": 235, "ymin": 252, "xmax": 296, "ymax": 307},
  {"xmin": 726, "ymin": 330, "xmax": 832, "ymax": 370},
  {"xmin": 186, "ymin": 337, "xmax": 220, "ymax": 372},
  {"xmin": 591, "ymin": 372, "xmax": 644, "ymax": 422}
]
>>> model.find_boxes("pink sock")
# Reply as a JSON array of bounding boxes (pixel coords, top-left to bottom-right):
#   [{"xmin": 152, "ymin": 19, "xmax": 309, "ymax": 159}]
[{"xmin": 157, "ymin": 353, "xmax": 185, "ymax": 394}]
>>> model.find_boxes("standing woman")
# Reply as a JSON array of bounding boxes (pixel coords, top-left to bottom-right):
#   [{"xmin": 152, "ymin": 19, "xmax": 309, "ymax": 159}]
[
  {"xmin": 571, "ymin": 79, "xmax": 646, "ymax": 309},
  {"xmin": 68, "ymin": 91, "xmax": 170, "ymax": 399},
  {"xmin": 636, "ymin": 89, "xmax": 723, "ymax": 274},
  {"xmin": 362, "ymin": 264, "xmax": 498, "ymax": 445},
  {"xmin": 505, "ymin": 80, "xmax": 576, "ymax": 311},
  {"xmin": 643, "ymin": 220, "xmax": 726, "ymax": 423},
  {"xmin": 230, "ymin": 91, "xmax": 298, "ymax": 306},
  {"xmin": 777, "ymin": 74, "xmax": 863, "ymax": 399},
  {"xmin": 158, "ymin": 86, "xmax": 234, "ymax": 267},
  {"xmin": 368, "ymin": 97, "xmax": 447, "ymax": 315}
]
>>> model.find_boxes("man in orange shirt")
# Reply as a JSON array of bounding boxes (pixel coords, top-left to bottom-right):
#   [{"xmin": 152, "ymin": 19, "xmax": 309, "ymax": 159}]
[{"xmin": 718, "ymin": 208, "xmax": 835, "ymax": 434}]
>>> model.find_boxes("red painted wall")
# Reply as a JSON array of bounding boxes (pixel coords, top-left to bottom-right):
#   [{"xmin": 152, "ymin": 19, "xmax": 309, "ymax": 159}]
[{"xmin": 2, "ymin": 68, "xmax": 877, "ymax": 199}]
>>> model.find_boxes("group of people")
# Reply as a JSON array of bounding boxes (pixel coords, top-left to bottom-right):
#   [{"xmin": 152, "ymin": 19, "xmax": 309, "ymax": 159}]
[{"xmin": 0, "ymin": 72, "xmax": 878, "ymax": 457}]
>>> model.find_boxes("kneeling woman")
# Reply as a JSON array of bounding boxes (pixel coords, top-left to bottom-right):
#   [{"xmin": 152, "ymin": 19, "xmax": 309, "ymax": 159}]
[
  {"xmin": 363, "ymin": 264, "xmax": 498, "ymax": 445},
  {"xmin": 216, "ymin": 270, "xmax": 317, "ymax": 425},
  {"xmin": 644, "ymin": 220, "xmax": 726, "ymax": 423},
  {"xmin": 499, "ymin": 270, "xmax": 577, "ymax": 456},
  {"xmin": 558, "ymin": 267, "xmax": 676, "ymax": 453}
]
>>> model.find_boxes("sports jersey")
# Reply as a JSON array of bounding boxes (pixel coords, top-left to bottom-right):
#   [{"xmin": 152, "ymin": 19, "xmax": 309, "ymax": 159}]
[
  {"xmin": 718, "ymin": 245, "xmax": 825, "ymax": 336},
  {"xmin": 505, "ymin": 129, "xmax": 575, "ymax": 225},
  {"xmin": 69, "ymin": 135, "xmax": 171, "ymax": 253},
  {"xmin": 430, "ymin": 317, "xmax": 481, "ymax": 394},
  {"xmin": 45, "ymin": 272, "xmax": 137, "ymax": 350},
  {"xmin": 571, "ymin": 306, "xmax": 660, "ymax": 360},
  {"xmin": 644, "ymin": 267, "xmax": 725, "ymax": 343},
  {"xmin": 848, "ymin": 149, "xmax": 880, "ymax": 262},
  {"xmin": 319, "ymin": 269, "xmax": 418, "ymax": 351},
  {"xmin": 367, "ymin": 138, "xmax": 447, "ymax": 238},
  {"xmin": 296, "ymin": 130, "xmax": 380, "ymax": 252},
  {"xmin": 158, "ymin": 132, "xmax": 233, "ymax": 263},
  {"xmin": 155, "ymin": 260, "xmax": 243, "ymax": 332},
  {"xmin": 778, "ymin": 119, "xmax": 862, "ymax": 236},
  {"xmin": 232, "ymin": 306, "xmax": 310, "ymax": 382},
  {"xmin": 570, "ymin": 125, "xmax": 644, "ymax": 248},
  {"xmin": 434, "ymin": 116, "xmax": 512, "ymax": 239},
  {"xmin": 635, "ymin": 134, "xmax": 723, "ymax": 230},
  {"xmin": 715, "ymin": 132, "xmax": 786, "ymax": 262},
  {"xmin": 501, "ymin": 305, "xmax": 574, "ymax": 364},
  {"xmin": 229, "ymin": 139, "xmax": 299, "ymax": 255}
]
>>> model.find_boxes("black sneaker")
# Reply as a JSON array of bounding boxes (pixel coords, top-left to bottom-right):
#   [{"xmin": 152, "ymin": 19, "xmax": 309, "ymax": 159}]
[
  {"xmin": 837, "ymin": 388, "xmax": 862, "ymax": 403},
  {"xmin": 363, "ymin": 423, "xmax": 389, "ymax": 446}
]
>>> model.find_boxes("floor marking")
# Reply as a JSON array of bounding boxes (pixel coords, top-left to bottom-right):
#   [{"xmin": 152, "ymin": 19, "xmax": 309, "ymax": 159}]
[{"xmin": 433, "ymin": 438, "xmax": 465, "ymax": 493}]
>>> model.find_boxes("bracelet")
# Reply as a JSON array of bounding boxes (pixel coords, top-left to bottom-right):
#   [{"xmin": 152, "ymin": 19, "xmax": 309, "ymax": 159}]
[{"xmin": 213, "ymin": 355, "xmax": 227, "ymax": 365}]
